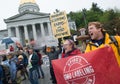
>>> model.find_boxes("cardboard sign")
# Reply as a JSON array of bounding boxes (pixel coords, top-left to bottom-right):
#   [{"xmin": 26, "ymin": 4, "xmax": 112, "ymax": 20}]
[{"xmin": 50, "ymin": 11, "xmax": 71, "ymax": 38}]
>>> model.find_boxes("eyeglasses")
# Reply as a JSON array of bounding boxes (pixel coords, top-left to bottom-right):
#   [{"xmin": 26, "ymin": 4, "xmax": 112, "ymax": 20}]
[{"xmin": 62, "ymin": 43, "xmax": 70, "ymax": 47}]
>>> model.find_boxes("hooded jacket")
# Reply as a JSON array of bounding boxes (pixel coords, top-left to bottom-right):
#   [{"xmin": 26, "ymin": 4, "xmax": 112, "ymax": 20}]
[{"xmin": 85, "ymin": 33, "xmax": 120, "ymax": 66}]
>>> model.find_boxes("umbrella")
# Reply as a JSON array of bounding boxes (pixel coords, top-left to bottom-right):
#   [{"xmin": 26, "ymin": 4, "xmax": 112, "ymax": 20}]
[
  {"xmin": 1, "ymin": 37, "xmax": 20, "ymax": 49},
  {"xmin": 1, "ymin": 37, "xmax": 14, "ymax": 44}
]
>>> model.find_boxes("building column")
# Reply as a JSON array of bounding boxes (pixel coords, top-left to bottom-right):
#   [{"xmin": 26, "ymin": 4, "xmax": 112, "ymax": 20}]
[
  {"xmin": 24, "ymin": 25, "xmax": 29, "ymax": 43},
  {"xmin": 32, "ymin": 24, "xmax": 37, "ymax": 41},
  {"xmin": 15, "ymin": 26, "xmax": 20, "ymax": 39},
  {"xmin": 8, "ymin": 27, "xmax": 12, "ymax": 37},
  {"xmin": 47, "ymin": 22, "xmax": 53, "ymax": 36},
  {"xmin": 40, "ymin": 23, "xmax": 45, "ymax": 37}
]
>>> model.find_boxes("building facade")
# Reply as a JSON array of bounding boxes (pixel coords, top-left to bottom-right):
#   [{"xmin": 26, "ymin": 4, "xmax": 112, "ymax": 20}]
[
  {"xmin": 0, "ymin": 29, "xmax": 8, "ymax": 40},
  {"xmin": 4, "ymin": 0, "xmax": 76, "ymax": 48}
]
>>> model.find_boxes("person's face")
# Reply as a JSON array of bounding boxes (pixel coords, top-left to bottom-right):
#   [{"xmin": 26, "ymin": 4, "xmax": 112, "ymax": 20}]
[
  {"xmin": 88, "ymin": 25, "xmax": 101, "ymax": 40},
  {"xmin": 18, "ymin": 58, "xmax": 23, "ymax": 61},
  {"xmin": 29, "ymin": 49, "xmax": 33, "ymax": 54},
  {"xmin": 63, "ymin": 40, "xmax": 72, "ymax": 53}
]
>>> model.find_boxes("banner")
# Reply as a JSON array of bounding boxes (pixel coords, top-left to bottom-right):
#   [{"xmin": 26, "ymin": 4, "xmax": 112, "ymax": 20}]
[
  {"xmin": 50, "ymin": 11, "xmax": 71, "ymax": 38},
  {"xmin": 52, "ymin": 47, "xmax": 120, "ymax": 84}
]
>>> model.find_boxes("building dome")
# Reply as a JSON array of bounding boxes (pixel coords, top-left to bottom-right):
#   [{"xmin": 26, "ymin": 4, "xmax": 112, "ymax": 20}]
[
  {"xmin": 19, "ymin": 0, "xmax": 40, "ymax": 13},
  {"xmin": 20, "ymin": 0, "xmax": 36, "ymax": 4}
]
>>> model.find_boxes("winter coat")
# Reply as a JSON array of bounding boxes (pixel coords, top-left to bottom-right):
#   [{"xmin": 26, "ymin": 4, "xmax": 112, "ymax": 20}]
[
  {"xmin": 21, "ymin": 53, "xmax": 28, "ymax": 67},
  {"xmin": 2, "ymin": 59, "xmax": 17, "ymax": 81},
  {"xmin": 0, "ymin": 65, "xmax": 3, "ymax": 84},
  {"xmin": 45, "ymin": 47, "xmax": 59, "ymax": 67},
  {"xmin": 36, "ymin": 52, "xmax": 43, "ymax": 65},
  {"xmin": 10, "ymin": 46, "xmax": 14, "ymax": 52},
  {"xmin": 30, "ymin": 53, "xmax": 39, "ymax": 68},
  {"xmin": 61, "ymin": 48, "xmax": 81, "ymax": 58},
  {"xmin": 85, "ymin": 33, "xmax": 120, "ymax": 66},
  {"xmin": 16, "ymin": 60, "xmax": 25, "ymax": 70}
]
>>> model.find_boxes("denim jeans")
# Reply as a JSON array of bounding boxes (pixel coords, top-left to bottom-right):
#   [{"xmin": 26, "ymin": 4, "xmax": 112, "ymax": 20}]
[
  {"xmin": 39, "ymin": 65, "xmax": 44, "ymax": 77},
  {"xmin": 0, "ymin": 81, "xmax": 2, "ymax": 84},
  {"xmin": 29, "ymin": 68, "xmax": 39, "ymax": 84}
]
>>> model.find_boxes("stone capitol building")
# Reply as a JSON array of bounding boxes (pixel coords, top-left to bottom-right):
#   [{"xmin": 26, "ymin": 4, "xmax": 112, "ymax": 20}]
[{"xmin": 4, "ymin": 0, "xmax": 77, "ymax": 48}]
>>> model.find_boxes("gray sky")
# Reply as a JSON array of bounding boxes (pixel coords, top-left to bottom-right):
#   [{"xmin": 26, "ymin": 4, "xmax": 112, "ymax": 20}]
[{"xmin": 0, "ymin": 0, "xmax": 120, "ymax": 30}]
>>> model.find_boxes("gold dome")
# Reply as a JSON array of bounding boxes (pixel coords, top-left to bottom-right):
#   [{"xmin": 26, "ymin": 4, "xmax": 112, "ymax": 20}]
[{"xmin": 20, "ymin": 0, "xmax": 36, "ymax": 4}]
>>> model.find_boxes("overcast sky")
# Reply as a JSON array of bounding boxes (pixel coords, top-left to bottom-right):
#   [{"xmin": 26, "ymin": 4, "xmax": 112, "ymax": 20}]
[{"xmin": 0, "ymin": 0, "xmax": 120, "ymax": 30}]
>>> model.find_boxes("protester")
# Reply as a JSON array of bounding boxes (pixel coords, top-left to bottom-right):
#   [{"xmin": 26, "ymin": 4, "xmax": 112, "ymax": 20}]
[
  {"xmin": 17, "ymin": 50, "xmax": 28, "ymax": 68},
  {"xmin": 9, "ymin": 45, "xmax": 14, "ymax": 52},
  {"xmin": 0, "ymin": 65, "xmax": 3, "ymax": 84},
  {"xmin": 34, "ymin": 49, "xmax": 44, "ymax": 79},
  {"xmin": 16, "ymin": 55, "xmax": 28, "ymax": 81},
  {"xmin": 23, "ymin": 47, "xmax": 29, "ymax": 58},
  {"xmin": 2, "ymin": 53, "xmax": 17, "ymax": 84},
  {"xmin": 16, "ymin": 55, "xmax": 24, "ymax": 84},
  {"xmin": 50, "ymin": 39, "xmax": 81, "ymax": 83},
  {"xmin": 61, "ymin": 39, "xmax": 81, "ymax": 58},
  {"xmin": 1, "ymin": 55, "xmax": 11, "ymax": 84},
  {"xmin": 43, "ymin": 46, "xmax": 59, "ymax": 84},
  {"xmin": 16, "ymin": 42, "xmax": 23, "ymax": 50},
  {"xmin": 28, "ymin": 48, "xmax": 39, "ymax": 84},
  {"xmin": 85, "ymin": 21, "xmax": 120, "ymax": 65}
]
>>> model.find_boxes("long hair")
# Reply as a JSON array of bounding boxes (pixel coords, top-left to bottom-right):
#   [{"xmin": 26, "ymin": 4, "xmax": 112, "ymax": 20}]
[{"xmin": 67, "ymin": 39, "xmax": 76, "ymax": 49}]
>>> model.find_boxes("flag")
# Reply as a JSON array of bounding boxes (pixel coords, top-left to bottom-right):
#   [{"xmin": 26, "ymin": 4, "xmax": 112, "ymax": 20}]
[{"xmin": 52, "ymin": 47, "xmax": 120, "ymax": 84}]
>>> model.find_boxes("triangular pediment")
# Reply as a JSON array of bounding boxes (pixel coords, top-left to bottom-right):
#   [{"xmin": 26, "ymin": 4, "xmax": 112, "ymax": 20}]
[{"xmin": 4, "ymin": 11, "xmax": 50, "ymax": 23}]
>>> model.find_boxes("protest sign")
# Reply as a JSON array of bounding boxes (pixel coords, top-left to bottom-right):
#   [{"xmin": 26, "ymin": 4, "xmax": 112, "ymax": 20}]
[
  {"xmin": 50, "ymin": 11, "xmax": 71, "ymax": 38},
  {"xmin": 52, "ymin": 47, "xmax": 120, "ymax": 84}
]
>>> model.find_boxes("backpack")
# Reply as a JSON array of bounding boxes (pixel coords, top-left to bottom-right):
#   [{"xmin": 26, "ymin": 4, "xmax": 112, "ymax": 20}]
[
  {"xmin": 109, "ymin": 36, "xmax": 120, "ymax": 55},
  {"xmin": 0, "ymin": 65, "xmax": 11, "ymax": 84},
  {"xmin": 87, "ymin": 36, "xmax": 120, "ymax": 55}
]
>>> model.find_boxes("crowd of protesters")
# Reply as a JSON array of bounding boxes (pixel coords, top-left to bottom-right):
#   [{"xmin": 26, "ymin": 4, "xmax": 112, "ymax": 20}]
[
  {"xmin": 0, "ymin": 21, "xmax": 119, "ymax": 84},
  {"xmin": 0, "ymin": 44, "xmax": 46, "ymax": 84},
  {"xmin": 0, "ymin": 41, "xmax": 63, "ymax": 84}
]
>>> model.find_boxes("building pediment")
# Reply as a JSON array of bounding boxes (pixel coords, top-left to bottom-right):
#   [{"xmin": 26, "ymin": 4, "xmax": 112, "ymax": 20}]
[{"xmin": 4, "ymin": 11, "xmax": 50, "ymax": 23}]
